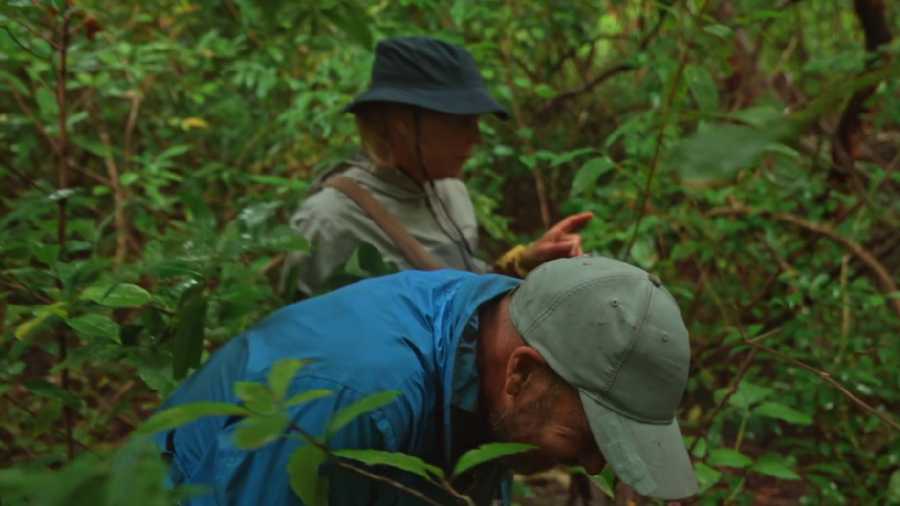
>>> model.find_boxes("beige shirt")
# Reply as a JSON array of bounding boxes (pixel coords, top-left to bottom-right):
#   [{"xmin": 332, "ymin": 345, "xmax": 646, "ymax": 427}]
[{"xmin": 282, "ymin": 158, "xmax": 487, "ymax": 295}]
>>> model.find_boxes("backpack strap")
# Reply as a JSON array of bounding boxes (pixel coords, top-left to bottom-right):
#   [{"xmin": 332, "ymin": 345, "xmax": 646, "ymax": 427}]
[{"xmin": 323, "ymin": 176, "xmax": 446, "ymax": 271}]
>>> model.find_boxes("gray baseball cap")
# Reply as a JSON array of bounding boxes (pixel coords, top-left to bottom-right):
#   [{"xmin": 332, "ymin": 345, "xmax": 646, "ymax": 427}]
[{"xmin": 509, "ymin": 256, "xmax": 698, "ymax": 499}]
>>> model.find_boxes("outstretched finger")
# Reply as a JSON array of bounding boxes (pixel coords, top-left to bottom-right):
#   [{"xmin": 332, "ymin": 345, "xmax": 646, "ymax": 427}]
[{"xmin": 549, "ymin": 211, "xmax": 594, "ymax": 234}]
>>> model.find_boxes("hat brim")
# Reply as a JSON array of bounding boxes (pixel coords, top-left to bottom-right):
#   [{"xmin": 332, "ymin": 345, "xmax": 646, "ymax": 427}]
[
  {"xmin": 343, "ymin": 86, "xmax": 510, "ymax": 119},
  {"xmin": 579, "ymin": 390, "xmax": 699, "ymax": 500}
]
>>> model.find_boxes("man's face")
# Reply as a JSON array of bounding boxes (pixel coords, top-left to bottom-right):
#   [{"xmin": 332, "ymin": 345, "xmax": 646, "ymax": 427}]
[{"xmin": 490, "ymin": 367, "xmax": 606, "ymax": 475}]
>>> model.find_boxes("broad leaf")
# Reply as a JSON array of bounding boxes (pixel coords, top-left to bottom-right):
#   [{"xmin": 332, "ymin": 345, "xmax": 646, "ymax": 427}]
[
  {"xmin": 888, "ymin": 469, "xmax": 900, "ymax": 504},
  {"xmin": 286, "ymin": 389, "xmax": 334, "ymax": 407},
  {"xmin": 668, "ymin": 122, "xmax": 786, "ymax": 185},
  {"xmin": 750, "ymin": 454, "xmax": 800, "ymax": 480},
  {"xmin": 288, "ymin": 445, "xmax": 328, "ymax": 506},
  {"xmin": 571, "ymin": 157, "xmax": 614, "ymax": 198},
  {"xmin": 268, "ymin": 359, "xmax": 313, "ymax": 400},
  {"xmin": 172, "ymin": 285, "xmax": 207, "ymax": 379},
  {"xmin": 66, "ymin": 313, "xmax": 120, "ymax": 342},
  {"xmin": 754, "ymin": 401, "xmax": 812, "ymax": 426},
  {"xmin": 233, "ymin": 414, "xmax": 290, "ymax": 449},
  {"xmin": 82, "ymin": 283, "xmax": 152, "ymax": 308},
  {"xmin": 722, "ymin": 381, "xmax": 773, "ymax": 410},
  {"xmin": 694, "ymin": 462, "xmax": 722, "ymax": 492},
  {"xmin": 137, "ymin": 402, "xmax": 249, "ymax": 435},
  {"xmin": 708, "ymin": 448, "xmax": 753, "ymax": 469},
  {"xmin": 235, "ymin": 381, "xmax": 276, "ymax": 414},
  {"xmin": 334, "ymin": 449, "xmax": 444, "ymax": 481},
  {"xmin": 327, "ymin": 391, "xmax": 400, "ymax": 436},
  {"xmin": 452, "ymin": 442, "xmax": 535, "ymax": 477}
]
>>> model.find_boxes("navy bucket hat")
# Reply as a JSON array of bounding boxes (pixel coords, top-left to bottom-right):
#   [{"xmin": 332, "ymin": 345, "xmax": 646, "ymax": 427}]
[{"xmin": 344, "ymin": 36, "xmax": 509, "ymax": 119}]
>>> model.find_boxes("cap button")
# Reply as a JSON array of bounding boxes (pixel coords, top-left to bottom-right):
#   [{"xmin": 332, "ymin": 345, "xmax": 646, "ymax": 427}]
[{"xmin": 648, "ymin": 273, "xmax": 662, "ymax": 287}]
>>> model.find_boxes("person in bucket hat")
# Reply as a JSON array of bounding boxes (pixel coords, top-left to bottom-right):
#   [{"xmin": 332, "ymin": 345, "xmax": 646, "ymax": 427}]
[
  {"xmin": 281, "ymin": 37, "xmax": 593, "ymax": 296},
  {"xmin": 154, "ymin": 256, "xmax": 698, "ymax": 504}
]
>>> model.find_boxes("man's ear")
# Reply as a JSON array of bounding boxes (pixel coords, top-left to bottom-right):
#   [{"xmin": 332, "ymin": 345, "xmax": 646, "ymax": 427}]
[{"xmin": 504, "ymin": 347, "xmax": 547, "ymax": 398}]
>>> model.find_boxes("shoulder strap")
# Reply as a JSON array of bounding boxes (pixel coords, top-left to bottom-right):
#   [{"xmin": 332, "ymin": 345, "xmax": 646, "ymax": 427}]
[{"xmin": 323, "ymin": 176, "xmax": 446, "ymax": 271}]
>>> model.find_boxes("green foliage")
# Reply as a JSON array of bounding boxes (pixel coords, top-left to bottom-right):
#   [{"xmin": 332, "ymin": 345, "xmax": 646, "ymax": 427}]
[
  {"xmin": 452, "ymin": 442, "xmax": 536, "ymax": 477},
  {"xmin": 326, "ymin": 391, "xmax": 400, "ymax": 437}
]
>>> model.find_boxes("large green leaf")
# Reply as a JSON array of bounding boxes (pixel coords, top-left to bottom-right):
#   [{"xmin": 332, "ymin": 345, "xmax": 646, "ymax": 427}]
[
  {"xmin": 288, "ymin": 445, "xmax": 329, "ymax": 506},
  {"xmin": 750, "ymin": 454, "xmax": 801, "ymax": 480},
  {"xmin": 334, "ymin": 449, "xmax": 444, "ymax": 481},
  {"xmin": 268, "ymin": 359, "xmax": 313, "ymax": 400},
  {"xmin": 233, "ymin": 414, "xmax": 290, "ymax": 450},
  {"xmin": 172, "ymin": 285, "xmax": 207, "ymax": 380},
  {"xmin": 136, "ymin": 402, "xmax": 249, "ymax": 435},
  {"xmin": 668, "ymin": 122, "xmax": 787, "ymax": 185},
  {"xmin": 81, "ymin": 283, "xmax": 152, "ymax": 308},
  {"xmin": 570, "ymin": 156, "xmax": 614, "ymax": 198},
  {"xmin": 235, "ymin": 381, "xmax": 276, "ymax": 414},
  {"xmin": 685, "ymin": 64, "xmax": 719, "ymax": 111},
  {"xmin": 327, "ymin": 391, "xmax": 399, "ymax": 437},
  {"xmin": 452, "ymin": 442, "xmax": 535, "ymax": 477},
  {"xmin": 754, "ymin": 401, "xmax": 812, "ymax": 426},
  {"xmin": 722, "ymin": 381, "xmax": 773, "ymax": 410},
  {"xmin": 285, "ymin": 389, "xmax": 334, "ymax": 407},
  {"xmin": 708, "ymin": 448, "xmax": 753, "ymax": 469},
  {"xmin": 888, "ymin": 469, "xmax": 900, "ymax": 504},
  {"xmin": 66, "ymin": 313, "xmax": 120, "ymax": 342},
  {"xmin": 694, "ymin": 462, "xmax": 722, "ymax": 492}
]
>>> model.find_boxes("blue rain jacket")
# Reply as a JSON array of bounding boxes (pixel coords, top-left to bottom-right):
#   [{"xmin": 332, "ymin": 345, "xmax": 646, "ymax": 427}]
[{"xmin": 153, "ymin": 269, "xmax": 520, "ymax": 505}]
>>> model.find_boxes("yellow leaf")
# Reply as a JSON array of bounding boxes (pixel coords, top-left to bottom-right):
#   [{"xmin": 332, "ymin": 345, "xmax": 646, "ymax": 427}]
[
  {"xmin": 180, "ymin": 117, "xmax": 209, "ymax": 130},
  {"xmin": 14, "ymin": 303, "xmax": 69, "ymax": 340}
]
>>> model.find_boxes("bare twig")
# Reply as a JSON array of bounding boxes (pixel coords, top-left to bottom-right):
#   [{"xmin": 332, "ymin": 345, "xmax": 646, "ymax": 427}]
[
  {"xmin": 691, "ymin": 348, "xmax": 757, "ymax": 457},
  {"xmin": 538, "ymin": 0, "xmax": 677, "ymax": 117},
  {"xmin": 97, "ymin": 126, "xmax": 130, "ymax": 264}
]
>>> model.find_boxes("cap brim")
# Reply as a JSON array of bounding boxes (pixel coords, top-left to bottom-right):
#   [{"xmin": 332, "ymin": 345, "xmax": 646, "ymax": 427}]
[
  {"xmin": 343, "ymin": 86, "xmax": 510, "ymax": 119},
  {"xmin": 579, "ymin": 390, "xmax": 698, "ymax": 500}
]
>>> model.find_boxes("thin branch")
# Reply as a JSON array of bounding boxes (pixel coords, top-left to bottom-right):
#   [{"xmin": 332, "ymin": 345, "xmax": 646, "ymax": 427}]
[
  {"xmin": 3, "ymin": 393, "xmax": 92, "ymax": 453},
  {"xmin": 708, "ymin": 204, "xmax": 900, "ymax": 319},
  {"xmin": 287, "ymin": 423, "xmax": 469, "ymax": 506},
  {"xmin": 335, "ymin": 460, "xmax": 448, "ymax": 506},
  {"xmin": 498, "ymin": 6, "xmax": 551, "ymax": 229},
  {"xmin": 97, "ymin": 126, "xmax": 130, "ymax": 265},
  {"xmin": 831, "ymin": 0, "xmax": 893, "ymax": 175},
  {"xmin": 53, "ymin": 3, "xmax": 75, "ymax": 462},
  {"xmin": 746, "ymin": 340, "xmax": 900, "ymax": 432},
  {"xmin": 690, "ymin": 347, "xmax": 758, "ymax": 455},
  {"xmin": 538, "ymin": 0, "xmax": 678, "ymax": 119},
  {"xmin": 623, "ymin": 0, "xmax": 714, "ymax": 260},
  {"xmin": 1, "ymin": 24, "xmax": 51, "ymax": 59},
  {"xmin": 8, "ymin": 86, "xmax": 60, "ymax": 157}
]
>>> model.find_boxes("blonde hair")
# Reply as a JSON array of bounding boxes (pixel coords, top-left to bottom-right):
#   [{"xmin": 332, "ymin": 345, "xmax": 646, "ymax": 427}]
[{"xmin": 353, "ymin": 103, "xmax": 416, "ymax": 169}]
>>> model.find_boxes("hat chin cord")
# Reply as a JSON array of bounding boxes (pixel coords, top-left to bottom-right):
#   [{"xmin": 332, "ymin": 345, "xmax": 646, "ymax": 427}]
[{"xmin": 412, "ymin": 110, "xmax": 477, "ymax": 271}]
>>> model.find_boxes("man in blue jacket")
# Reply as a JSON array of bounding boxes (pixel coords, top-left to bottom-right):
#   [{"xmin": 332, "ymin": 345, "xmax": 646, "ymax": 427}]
[{"xmin": 154, "ymin": 256, "xmax": 699, "ymax": 504}]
